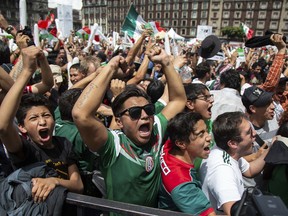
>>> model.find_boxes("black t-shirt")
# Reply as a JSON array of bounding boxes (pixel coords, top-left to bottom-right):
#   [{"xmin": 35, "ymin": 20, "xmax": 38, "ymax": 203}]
[{"xmin": 9, "ymin": 136, "xmax": 77, "ymax": 179}]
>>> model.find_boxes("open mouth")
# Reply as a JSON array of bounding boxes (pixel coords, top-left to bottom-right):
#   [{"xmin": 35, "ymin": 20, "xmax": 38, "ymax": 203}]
[
  {"xmin": 204, "ymin": 146, "xmax": 210, "ymax": 151},
  {"xmin": 139, "ymin": 123, "xmax": 151, "ymax": 137},
  {"xmin": 39, "ymin": 129, "xmax": 50, "ymax": 141}
]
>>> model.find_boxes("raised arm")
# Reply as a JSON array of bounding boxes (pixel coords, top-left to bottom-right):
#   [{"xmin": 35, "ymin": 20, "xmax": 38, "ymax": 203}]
[
  {"xmin": 145, "ymin": 46, "xmax": 186, "ymax": 121},
  {"xmin": 0, "ymin": 46, "xmax": 43, "ymax": 154},
  {"xmin": 72, "ymin": 56, "xmax": 125, "ymax": 152},
  {"xmin": 125, "ymin": 29, "xmax": 152, "ymax": 66},
  {"xmin": 260, "ymin": 34, "xmax": 286, "ymax": 92}
]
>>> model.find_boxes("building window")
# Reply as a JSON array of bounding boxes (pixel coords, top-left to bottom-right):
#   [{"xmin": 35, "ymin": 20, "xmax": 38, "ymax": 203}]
[
  {"xmin": 190, "ymin": 28, "xmax": 196, "ymax": 36},
  {"xmin": 235, "ymin": 2, "xmax": 242, "ymax": 9},
  {"xmin": 165, "ymin": 12, "xmax": 169, "ymax": 19},
  {"xmin": 173, "ymin": 20, "xmax": 177, "ymax": 26},
  {"xmin": 256, "ymin": 31, "xmax": 262, "ymax": 36},
  {"xmin": 200, "ymin": 19, "xmax": 207, "ymax": 25},
  {"xmin": 257, "ymin": 21, "xmax": 265, "ymax": 29},
  {"xmin": 201, "ymin": 11, "xmax": 207, "ymax": 18},
  {"xmin": 260, "ymin": 2, "xmax": 268, "ymax": 9},
  {"xmin": 191, "ymin": 11, "xmax": 197, "ymax": 18},
  {"xmin": 192, "ymin": 2, "xmax": 198, "ymax": 10},
  {"xmin": 247, "ymin": 2, "xmax": 255, "ymax": 9},
  {"xmin": 181, "ymin": 28, "xmax": 186, "ymax": 35},
  {"xmin": 182, "ymin": 20, "xmax": 186, "ymax": 26},
  {"xmin": 183, "ymin": 3, "xmax": 188, "ymax": 10},
  {"xmin": 222, "ymin": 20, "xmax": 229, "ymax": 27},
  {"xmin": 270, "ymin": 21, "xmax": 278, "ymax": 29},
  {"xmin": 149, "ymin": 12, "xmax": 153, "ymax": 19},
  {"xmin": 173, "ymin": 3, "xmax": 179, "ymax": 10},
  {"xmin": 223, "ymin": 11, "xmax": 230, "ymax": 18},
  {"xmin": 224, "ymin": 3, "xmax": 231, "ymax": 9},
  {"xmin": 233, "ymin": 21, "xmax": 240, "ymax": 26},
  {"xmin": 191, "ymin": 20, "xmax": 196, "ymax": 26},
  {"xmin": 234, "ymin": 11, "xmax": 241, "ymax": 19},
  {"xmin": 213, "ymin": 12, "xmax": 217, "ymax": 18},
  {"xmin": 246, "ymin": 11, "xmax": 254, "ymax": 19},
  {"xmin": 173, "ymin": 12, "xmax": 178, "ymax": 18},
  {"xmin": 157, "ymin": 4, "xmax": 161, "ymax": 10},
  {"xmin": 212, "ymin": 21, "xmax": 217, "ymax": 27},
  {"xmin": 259, "ymin": 11, "xmax": 266, "ymax": 19},
  {"xmin": 164, "ymin": 4, "xmax": 170, "ymax": 10},
  {"xmin": 182, "ymin": 11, "xmax": 187, "ymax": 18},
  {"xmin": 164, "ymin": 20, "xmax": 169, "ymax": 26},
  {"xmin": 157, "ymin": 12, "xmax": 160, "ymax": 19},
  {"xmin": 272, "ymin": 11, "xmax": 280, "ymax": 19},
  {"xmin": 202, "ymin": 2, "xmax": 208, "ymax": 9},
  {"xmin": 273, "ymin": 1, "xmax": 282, "ymax": 9},
  {"xmin": 212, "ymin": 2, "xmax": 219, "ymax": 9}
]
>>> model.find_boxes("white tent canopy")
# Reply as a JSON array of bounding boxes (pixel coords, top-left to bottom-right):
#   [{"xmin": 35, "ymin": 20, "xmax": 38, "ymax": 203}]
[{"xmin": 167, "ymin": 28, "xmax": 185, "ymax": 40}]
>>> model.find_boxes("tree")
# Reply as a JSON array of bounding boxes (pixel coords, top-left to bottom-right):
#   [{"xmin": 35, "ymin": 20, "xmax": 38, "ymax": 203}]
[{"xmin": 221, "ymin": 26, "xmax": 245, "ymax": 41}]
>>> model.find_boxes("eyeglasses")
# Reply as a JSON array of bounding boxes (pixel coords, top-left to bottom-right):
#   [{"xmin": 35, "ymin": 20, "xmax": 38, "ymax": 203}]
[
  {"xmin": 116, "ymin": 104, "xmax": 155, "ymax": 120},
  {"xmin": 196, "ymin": 94, "xmax": 214, "ymax": 102}
]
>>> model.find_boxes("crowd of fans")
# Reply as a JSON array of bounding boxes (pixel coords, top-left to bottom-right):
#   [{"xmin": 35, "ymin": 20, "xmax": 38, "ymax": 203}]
[{"xmin": 0, "ymin": 13, "xmax": 288, "ymax": 216}]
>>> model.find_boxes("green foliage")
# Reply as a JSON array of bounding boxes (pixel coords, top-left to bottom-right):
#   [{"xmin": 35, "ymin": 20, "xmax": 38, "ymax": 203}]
[{"xmin": 221, "ymin": 26, "xmax": 245, "ymax": 40}]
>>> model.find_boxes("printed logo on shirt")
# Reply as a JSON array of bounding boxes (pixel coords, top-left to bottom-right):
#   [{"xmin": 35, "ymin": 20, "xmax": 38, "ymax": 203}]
[{"xmin": 145, "ymin": 156, "xmax": 154, "ymax": 172}]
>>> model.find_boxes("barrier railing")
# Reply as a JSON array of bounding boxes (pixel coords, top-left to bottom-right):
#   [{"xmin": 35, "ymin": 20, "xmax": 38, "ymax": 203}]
[{"xmin": 66, "ymin": 192, "xmax": 193, "ymax": 216}]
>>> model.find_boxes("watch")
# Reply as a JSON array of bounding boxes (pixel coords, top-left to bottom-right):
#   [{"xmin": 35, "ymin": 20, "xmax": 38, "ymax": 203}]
[{"xmin": 5, "ymin": 25, "xmax": 14, "ymax": 34}]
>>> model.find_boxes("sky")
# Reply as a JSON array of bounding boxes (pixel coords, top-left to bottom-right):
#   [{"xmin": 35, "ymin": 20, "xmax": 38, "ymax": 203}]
[{"xmin": 48, "ymin": 0, "xmax": 83, "ymax": 10}]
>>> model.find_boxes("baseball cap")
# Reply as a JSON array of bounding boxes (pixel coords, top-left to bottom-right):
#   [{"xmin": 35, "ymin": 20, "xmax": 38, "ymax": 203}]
[{"xmin": 242, "ymin": 86, "xmax": 273, "ymax": 107}]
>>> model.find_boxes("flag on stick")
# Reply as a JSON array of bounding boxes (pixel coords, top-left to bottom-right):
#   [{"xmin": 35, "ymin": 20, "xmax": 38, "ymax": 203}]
[
  {"xmin": 240, "ymin": 23, "xmax": 254, "ymax": 39},
  {"xmin": 122, "ymin": 4, "xmax": 146, "ymax": 40}
]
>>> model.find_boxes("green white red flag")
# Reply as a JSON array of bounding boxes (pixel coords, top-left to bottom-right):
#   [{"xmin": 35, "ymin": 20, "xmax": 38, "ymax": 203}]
[{"xmin": 241, "ymin": 23, "xmax": 254, "ymax": 39}]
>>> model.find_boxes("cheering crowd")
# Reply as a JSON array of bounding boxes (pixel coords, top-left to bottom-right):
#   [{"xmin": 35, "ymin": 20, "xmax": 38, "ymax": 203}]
[{"xmin": 0, "ymin": 12, "xmax": 288, "ymax": 216}]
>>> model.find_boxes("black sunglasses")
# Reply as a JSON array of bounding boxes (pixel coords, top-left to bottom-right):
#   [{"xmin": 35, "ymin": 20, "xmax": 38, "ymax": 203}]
[{"xmin": 116, "ymin": 104, "xmax": 155, "ymax": 120}]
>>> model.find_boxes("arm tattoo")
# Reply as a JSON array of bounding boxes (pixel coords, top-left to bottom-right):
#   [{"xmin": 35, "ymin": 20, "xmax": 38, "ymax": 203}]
[
  {"xmin": 11, "ymin": 59, "xmax": 23, "ymax": 81},
  {"xmin": 77, "ymin": 82, "xmax": 99, "ymax": 108}
]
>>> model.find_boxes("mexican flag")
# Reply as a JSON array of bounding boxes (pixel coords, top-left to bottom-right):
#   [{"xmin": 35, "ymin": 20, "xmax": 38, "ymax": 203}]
[
  {"xmin": 241, "ymin": 23, "xmax": 254, "ymax": 39},
  {"xmin": 145, "ymin": 21, "xmax": 165, "ymax": 34},
  {"xmin": 76, "ymin": 26, "xmax": 91, "ymax": 40},
  {"xmin": 122, "ymin": 4, "xmax": 146, "ymax": 40}
]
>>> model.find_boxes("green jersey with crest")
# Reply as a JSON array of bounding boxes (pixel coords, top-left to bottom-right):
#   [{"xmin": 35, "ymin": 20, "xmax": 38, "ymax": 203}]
[{"xmin": 98, "ymin": 113, "xmax": 168, "ymax": 207}]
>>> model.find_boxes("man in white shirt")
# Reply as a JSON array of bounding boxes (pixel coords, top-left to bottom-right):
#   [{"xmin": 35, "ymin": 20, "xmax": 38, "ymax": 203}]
[
  {"xmin": 200, "ymin": 112, "xmax": 270, "ymax": 215},
  {"xmin": 211, "ymin": 69, "xmax": 246, "ymax": 121}
]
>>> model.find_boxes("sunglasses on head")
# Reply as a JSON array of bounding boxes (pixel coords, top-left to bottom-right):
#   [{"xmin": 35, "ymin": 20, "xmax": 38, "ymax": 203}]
[{"xmin": 116, "ymin": 104, "xmax": 155, "ymax": 120}]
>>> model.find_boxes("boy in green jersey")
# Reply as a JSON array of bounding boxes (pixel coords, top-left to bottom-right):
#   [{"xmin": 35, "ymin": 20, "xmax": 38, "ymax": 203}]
[{"xmin": 72, "ymin": 45, "xmax": 186, "ymax": 207}]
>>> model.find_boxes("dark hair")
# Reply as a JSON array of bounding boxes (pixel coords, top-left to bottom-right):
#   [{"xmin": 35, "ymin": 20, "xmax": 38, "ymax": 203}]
[
  {"xmin": 70, "ymin": 63, "xmax": 81, "ymax": 71},
  {"xmin": 212, "ymin": 112, "xmax": 247, "ymax": 151},
  {"xmin": 167, "ymin": 112, "xmax": 203, "ymax": 148},
  {"xmin": 184, "ymin": 83, "xmax": 209, "ymax": 111},
  {"xmin": 146, "ymin": 80, "xmax": 164, "ymax": 103},
  {"xmin": 0, "ymin": 40, "xmax": 11, "ymax": 65},
  {"xmin": 16, "ymin": 94, "xmax": 54, "ymax": 125},
  {"xmin": 96, "ymin": 51, "xmax": 107, "ymax": 63},
  {"xmin": 277, "ymin": 122, "xmax": 288, "ymax": 137},
  {"xmin": 220, "ymin": 69, "xmax": 241, "ymax": 92},
  {"xmin": 59, "ymin": 88, "xmax": 82, "ymax": 121},
  {"xmin": 195, "ymin": 62, "xmax": 210, "ymax": 79},
  {"xmin": 112, "ymin": 85, "xmax": 151, "ymax": 117}
]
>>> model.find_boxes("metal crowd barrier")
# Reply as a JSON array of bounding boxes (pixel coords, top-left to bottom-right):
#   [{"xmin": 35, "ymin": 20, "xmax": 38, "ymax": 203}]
[{"xmin": 66, "ymin": 192, "xmax": 193, "ymax": 216}]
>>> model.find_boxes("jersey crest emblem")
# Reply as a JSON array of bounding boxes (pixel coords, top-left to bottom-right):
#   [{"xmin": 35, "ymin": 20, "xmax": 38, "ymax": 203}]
[{"xmin": 145, "ymin": 156, "xmax": 154, "ymax": 172}]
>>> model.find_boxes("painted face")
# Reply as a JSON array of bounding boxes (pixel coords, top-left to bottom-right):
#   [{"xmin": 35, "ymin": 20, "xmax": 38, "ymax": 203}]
[
  {"xmin": 186, "ymin": 119, "xmax": 212, "ymax": 161},
  {"xmin": 117, "ymin": 96, "xmax": 154, "ymax": 146},
  {"xmin": 254, "ymin": 101, "xmax": 275, "ymax": 121},
  {"xmin": 187, "ymin": 89, "xmax": 214, "ymax": 120},
  {"xmin": 70, "ymin": 68, "xmax": 86, "ymax": 85},
  {"xmin": 20, "ymin": 106, "xmax": 55, "ymax": 147},
  {"xmin": 236, "ymin": 119, "xmax": 256, "ymax": 157}
]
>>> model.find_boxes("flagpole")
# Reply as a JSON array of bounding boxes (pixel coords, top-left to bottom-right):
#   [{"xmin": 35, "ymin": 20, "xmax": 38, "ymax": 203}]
[{"xmin": 19, "ymin": 0, "xmax": 27, "ymax": 29}]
